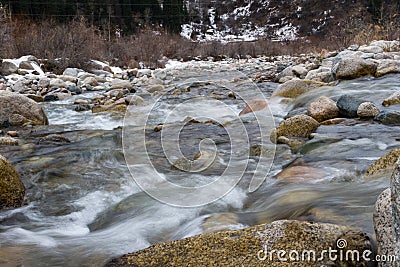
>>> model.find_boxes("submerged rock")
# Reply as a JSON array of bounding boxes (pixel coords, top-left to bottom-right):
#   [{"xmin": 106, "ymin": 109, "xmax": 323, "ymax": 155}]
[
  {"xmin": 307, "ymin": 96, "xmax": 339, "ymax": 122},
  {"xmin": 0, "ymin": 136, "xmax": 18, "ymax": 146},
  {"xmin": 375, "ymin": 111, "xmax": 400, "ymax": 125},
  {"xmin": 271, "ymin": 79, "xmax": 327, "ymax": 98},
  {"xmin": 106, "ymin": 220, "xmax": 373, "ymax": 267},
  {"xmin": 276, "ymin": 165, "xmax": 326, "ymax": 182},
  {"xmin": 202, "ymin": 213, "xmax": 240, "ymax": 233},
  {"xmin": 0, "ymin": 91, "xmax": 48, "ymax": 126},
  {"xmin": 336, "ymin": 94, "xmax": 365, "ymax": 118},
  {"xmin": 270, "ymin": 115, "xmax": 319, "ymax": 143},
  {"xmin": 0, "ymin": 155, "xmax": 25, "ymax": 209},
  {"xmin": 239, "ymin": 99, "xmax": 268, "ymax": 115}
]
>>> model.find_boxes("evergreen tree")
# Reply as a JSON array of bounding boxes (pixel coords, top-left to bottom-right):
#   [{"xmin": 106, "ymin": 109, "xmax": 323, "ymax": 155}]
[{"xmin": 163, "ymin": 0, "xmax": 187, "ymax": 33}]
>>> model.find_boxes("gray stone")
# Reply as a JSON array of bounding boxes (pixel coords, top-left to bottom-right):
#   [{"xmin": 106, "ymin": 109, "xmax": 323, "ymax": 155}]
[
  {"xmin": 272, "ymin": 79, "xmax": 327, "ymax": 98},
  {"xmin": 111, "ymin": 79, "xmax": 132, "ymax": 90},
  {"xmin": 0, "ymin": 91, "xmax": 48, "ymax": 126},
  {"xmin": 358, "ymin": 45, "xmax": 384, "ymax": 54},
  {"xmin": 376, "ymin": 59, "xmax": 400, "ymax": 77},
  {"xmin": 0, "ymin": 61, "xmax": 18, "ymax": 75},
  {"xmin": 49, "ymin": 78, "xmax": 66, "ymax": 88},
  {"xmin": 63, "ymin": 68, "xmax": 80, "ymax": 77},
  {"xmin": 375, "ymin": 111, "xmax": 400, "ymax": 125},
  {"xmin": 147, "ymin": 84, "xmax": 165, "ymax": 93},
  {"xmin": 304, "ymin": 67, "xmax": 333, "ymax": 83},
  {"xmin": 392, "ymin": 159, "xmax": 400, "ymax": 267},
  {"xmin": 270, "ymin": 115, "xmax": 319, "ymax": 143},
  {"xmin": 333, "ymin": 57, "xmax": 377, "ymax": 79},
  {"xmin": 336, "ymin": 95, "xmax": 365, "ymax": 118},
  {"xmin": 374, "ymin": 188, "xmax": 394, "ymax": 267}
]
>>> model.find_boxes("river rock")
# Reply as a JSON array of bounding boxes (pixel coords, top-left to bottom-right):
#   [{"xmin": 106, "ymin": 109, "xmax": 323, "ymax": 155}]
[
  {"xmin": 239, "ymin": 99, "xmax": 268, "ymax": 115},
  {"xmin": 38, "ymin": 77, "xmax": 50, "ymax": 88},
  {"xmin": 92, "ymin": 103, "xmax": 127, "ymax": 114},
  {"xmin": 276, "ymin": 166, "xmax": 326, "ymax": 182},
  {"xmin": 336, "ymin": 94, "xmax": 365, "ymax": 118},
  {"xmin": 366, "ymin": 147, "xmax": 400, "ymax": 176},
  {"xmin": 357, "ymin": 102, "xmax": 380, "ymax": 118},
  {"xmin": 125, "ymin": 95, "xmax": 144, "ymax": 105},
  {"xmin": 83, "ymin": 76, "xmax": 98, "ymax": 86},
  {"xmin": 202, "ymin": 213, "xmax": 240, "ymax": 233},
  {"xmin": 272, "ymin": 79, "xmax": 326, "ymax": 98},
  {"xmin": 0, "ymin": 136, "xmax": 18, "ymax": 146},
  {"xmin": 111, "ymin": 79, "xmax": 132, "ymax": 90},
  {"xmin": 106, "ymin": 220, "xmax": 373, "ymax": 267},
  {"xmin": 375, "ymin": 59, "xmax": 400, "ymax": 77},
  {"xmin": 304, "ymin": 67, "xmax": 333, "ymax": 82},
  {"xmin": 358, "ymin": 45, "xmax": 384, "ymax": 54},
  {"xmin": 63, "ymin": 68, "xmax": 80, "ymax": 77},
  {"xmin": 0, "ymin": 61, "xmax": 18, "ymax": 75},
  {"xmin": 0, "ymin": 155, "xmax": 25, "ymax": 209},
  {"xmin": 0, "ymin": 91, "xmax": 48, "ymax": 126},
  {"xmin": 270, "ymin": 115, "xmax": 319, "ymax": 143},
  {"xmin": 43, "ymin": 94, "xmax": 59, "ymax": 102},
  {"xmin": 370, "ymin": 40, "xmax": 400, "ymax": 52},
  {"xmin": 333, "ymin": 57, "xmax": 377, "ymax": 79},
  {"xmin": 391, "ymin": 159, "xmax": 400, "ymax": 267},
  {"xmin": 375, "ymin": 111, "xmax": 400, "ymax": 125},
  {"xmin": 49, "ymin": 78, "xmax": 66, "ymax": 88},
  {"xmin": 383, "ymin": 91, "xmax": 400, "ymax": 107},
  {"xmin": 307, "ymin": 96, "xmax": 339, "ymax": 122},
  {"xmin": 59, "ymin": 75, "xmax": 78, "ymax": 83},
  {"xmin": 25, "ymin": 94, "xmax": 44, "ymax": 103},
  {"xmin": 373, "ymin": 188, "xmax": 394, "ymax": 267},
  {"xmin": 147, "ymin": 84, "xmax": 165, "ymax": 93}
]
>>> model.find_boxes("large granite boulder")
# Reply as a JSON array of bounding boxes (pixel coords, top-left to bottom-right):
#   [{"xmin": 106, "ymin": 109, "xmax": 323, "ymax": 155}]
[
  {"xmin": 106, "ymin": 220, "xmax": 373, "ymax": 267},
  {"xmin": 0, "ymin": 91, "xmax": 48, "ymax": 126}
]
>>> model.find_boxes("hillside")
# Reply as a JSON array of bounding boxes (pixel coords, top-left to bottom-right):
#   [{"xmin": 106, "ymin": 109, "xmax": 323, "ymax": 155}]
[{"xmin": 182, "ymin": 0, "xmax": 397, "ymax": 42}]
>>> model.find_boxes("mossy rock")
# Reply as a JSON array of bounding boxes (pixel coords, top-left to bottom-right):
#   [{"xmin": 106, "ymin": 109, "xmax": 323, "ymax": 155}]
[
  {"xmin": 270, "ymin": 115, "xmax": 319, "ymax": 143},
  {"xmin": 272, "ymin": 79, "xmax": 327, "ymax": 98},
  {"xmin": 0, "ymin": 155, "xmax": 25, "ymax": 209},
  {"xmin": 106, "ymin": 220, "xmax": 373, "ymax": 267},
  {"xmin": 366, "ymin": 147, "xmax": 400, "ymax": 176}
]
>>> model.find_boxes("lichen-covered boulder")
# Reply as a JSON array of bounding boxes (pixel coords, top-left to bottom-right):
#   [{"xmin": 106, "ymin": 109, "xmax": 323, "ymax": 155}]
[
  {"xmin": 307, "ymin": 96, "xmax": 339, "ymax": 122},
  {"xmin": 272, "ymin": 79, "xmax": 327, "ymax": 98},
  {"xmin": 357, "ymin": 102, "xmax": 380, "ymax": 118},
  {"xmin": 0, "ymin": 155, "xmax": 25, "ymax": 209},
  {"xmin": 106, "ymin": 220, "xmax": 373, "ymax": 267},
  {"xmin": 333, "ymin": 57, "xmax": 377, "ymax": 79},
  {"xmin": 270, "ymin": 115, "xmax": 319, "ymax": 143},
  {"xmin": 0, "ymin": 91, "xmax": 48, "ymax": 126},
  {"xmin": 366, "ymin": 147, "xmax": 400, "ymax": 176}
]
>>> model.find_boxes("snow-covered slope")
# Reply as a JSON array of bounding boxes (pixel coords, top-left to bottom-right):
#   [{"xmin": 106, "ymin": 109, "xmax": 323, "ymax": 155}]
[{"xmin": 181, "ymin": 0, "xmax": 369, "ymax": 42}]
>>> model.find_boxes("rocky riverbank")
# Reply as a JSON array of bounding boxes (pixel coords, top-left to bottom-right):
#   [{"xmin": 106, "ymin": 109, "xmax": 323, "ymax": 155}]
[{"xmin": 1, "ymin": 40, "xmax": 400, "ymax": 266}]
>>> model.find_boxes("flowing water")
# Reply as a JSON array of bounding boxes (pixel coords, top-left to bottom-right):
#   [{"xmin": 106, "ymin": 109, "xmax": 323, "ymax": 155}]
[{"xmin": 0, "ymin": 66, "xmax": 399, "ymax": 266}]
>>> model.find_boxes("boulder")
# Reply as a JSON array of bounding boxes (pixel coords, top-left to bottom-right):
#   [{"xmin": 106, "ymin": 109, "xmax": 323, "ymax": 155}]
[
  {"xmin": 357, "ymin": 102, "xmax": 380, "ymax": 118},
  {"xmin": 366, "ymin": 147, "xmax": 400, "ymax": 176},
  {"xmin": 382, "ymin": 91, "xmax": 400, "ymax": 107},
  {"xmin": 333, "ymin": 57, "xmax": 377, "ymax": 79},
  {"xmin": 373, "ymin": 188, "xmax": 394, "ymax": 267},
  {"xmin": 307, "ymin": 96, "xmax": 339, "ymax": 122},
  {"xmin": 375, "ymin": 111, "xmax": 400, "ymax": 125},
  {"xmin": 369, "ymin": 40, "xmax": 400, "ymax": 52},
  {"xmin": 270, "ymin": 115, "xmax": 319, "ymax": 143},
  {"xmin": 375, "ymin": 59, "xmax": 400, "ymax": 77},
  {"xmin": 49, "ymin": 78, "xmax": 66, "ymax": 88},
  {"xmin": 0, "ymin": 155, "xmax": 25, "ymax": 209},
  {"xmin": 92, "ymin": 103, "xmax": 127, "ymax": 114},
  {"xmin": 336, "ymin": 95, "xmax": 365, "ymax": 118},
  {"xmin": 304, "ymin": 67, "xmax": 333, "ymax": 83},
  {"xmin": 0, "ymin": 91, "xmax": 48, "ymax": 126},
  {"xmin": 391, "ymin": 160, "xmax": 400, "ymax": 267},
  {"xmin": 111, "ymin": 79, "xmax": 132, "ymax": 90},
  {"xmin": 272, "ymin": 79, "xmax": 326, "ymax": 98},
  {"xmin": 0, "ymin": 136, "xmax": 18, "ymax": 146},
  {"xmin": 83, "ymin": 76, "xmax": 98, "ymax": 87},
  {"xmin": 19, "ymin": 61, "xmax": 34, "ymax": 70},
  {"xmin": 0, "ymin": 61, "xmax": 18, "ymax": 76},
  {"xmin": 63, "ymin": 68, "xmax": 80, "ymax": 77},
  {"xmin": 125, "ymin": 95, "xmax": 144, "ymax": 106},
  {"xmin": 358, "ymin": 45, "xmax": 384, "ymax": 54},
  {"xmin": 239, "ymin": 99, "xmax": 268, "ymax": 116},
  {"xmin": 106, "ymin": 220, "xmax": 373, "ymax": 267},
  {"xmin": 147, "ymin": 84, "xmax": 165, "ymax": 93}
]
